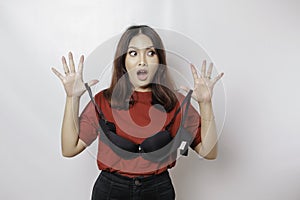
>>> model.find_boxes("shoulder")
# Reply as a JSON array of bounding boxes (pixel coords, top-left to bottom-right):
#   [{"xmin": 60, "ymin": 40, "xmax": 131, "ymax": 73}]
[
  {"xmin": 173, "ymin": 90, "xmax": 187, "ymax": 105},
  {"xmin": 163, "ymin": 90, "xmax": 187, "ymax": 114},
  {"xmin": 173, "ymin": 90, "xmax": 199, "ymax": 116},
  {"xmin": 175, "ymin": 91, "xmax": 185, "ymax": 100},
  {"xmin": 94, "ymin": 89, "xmax": 106, "ymax": 99},
  {"xmin": 94, "ymin": 88, "xmax": 110, "ymax": 106}
]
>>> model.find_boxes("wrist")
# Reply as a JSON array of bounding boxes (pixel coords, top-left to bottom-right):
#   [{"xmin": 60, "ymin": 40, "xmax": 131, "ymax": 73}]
[
  {"xmin": 199, "ymin": 101, "xmax": 213, "ymax": 109},
  {"xmin": 198, "ymin": 101, "xmax": 214, "ymax": 119},
  {"xmin": 199, "ymin": 102, "xmax": 211, "ymax": 106},
  {"xmin": 66, "ymin": 96, "xmax": 81, "ymax": 101},
  {"xmin": 202, "ymin": 116, "xmax": 215, "ymax": 121}
]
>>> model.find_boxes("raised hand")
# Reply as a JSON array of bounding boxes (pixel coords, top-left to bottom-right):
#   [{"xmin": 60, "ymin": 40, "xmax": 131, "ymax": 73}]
[
  {"xmin": 182, "ymin": 60, "xmax": 224, "ymax": 103},
  {"xmin": 51, "ymin": 52, "xmax": 99, "ymax": 97}
]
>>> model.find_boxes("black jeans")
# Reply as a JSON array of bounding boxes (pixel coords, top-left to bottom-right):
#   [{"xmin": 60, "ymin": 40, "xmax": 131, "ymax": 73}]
[{"xmin": 91, "ymin": 170, "xmax": 176, "ymax": 200}]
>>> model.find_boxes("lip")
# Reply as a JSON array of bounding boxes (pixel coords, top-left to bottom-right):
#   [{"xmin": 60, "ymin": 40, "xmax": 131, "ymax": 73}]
[
  {"xmin": 137, "ymin": 69, "xmax": 148, "ymax": 74},
  {"xmin": 136, "ymin": 69, "xmax": 148, "ymax": 81}
]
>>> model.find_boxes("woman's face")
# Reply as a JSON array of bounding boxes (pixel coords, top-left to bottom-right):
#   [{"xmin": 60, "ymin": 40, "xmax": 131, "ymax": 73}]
[{"xmin": 125, "ymin": 34, "xmax": 159, "ymax": 92}]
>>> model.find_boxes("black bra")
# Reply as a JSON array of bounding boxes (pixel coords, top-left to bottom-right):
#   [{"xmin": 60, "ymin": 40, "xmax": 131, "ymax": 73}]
[{"xmin": 85, "ymin": 84, "xmax": 195, "ymax": 163}]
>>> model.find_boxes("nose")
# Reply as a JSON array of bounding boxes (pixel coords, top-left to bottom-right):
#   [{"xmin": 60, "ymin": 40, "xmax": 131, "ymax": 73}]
[
  {"xmin": 138, "ymin": 53, "xmax": 147, "ymax": 66},
  {"xmin": 138, "ymin": 62, "xmax": 147, "ymax": 66}
]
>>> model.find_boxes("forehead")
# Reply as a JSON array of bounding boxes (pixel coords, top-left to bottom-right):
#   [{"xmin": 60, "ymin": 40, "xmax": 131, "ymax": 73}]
[{"xmin": 128, "ymin": 34, "xmax": 153, "ymax": 49}]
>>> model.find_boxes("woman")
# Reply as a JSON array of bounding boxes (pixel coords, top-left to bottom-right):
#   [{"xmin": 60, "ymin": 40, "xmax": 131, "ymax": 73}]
[{"xmin": 52, "ymin": 25, "xmax": 223, "ymax": 200}]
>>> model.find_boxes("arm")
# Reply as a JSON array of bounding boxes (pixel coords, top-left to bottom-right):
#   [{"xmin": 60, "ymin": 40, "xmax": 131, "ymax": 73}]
[
  {"xmin": 52, "ymin": 52, "xmax": 99, "ymax": 157},
  {"xmin": 60, "ymin": 96, "xmax": 86, "ymax": 157},
  {"xmin": 183, "ymin": 61, "xmax": 224, "ymax": 160},
  {"xmin": 194, "ymin": 102, "xmax": 218, "ymax": 159}
]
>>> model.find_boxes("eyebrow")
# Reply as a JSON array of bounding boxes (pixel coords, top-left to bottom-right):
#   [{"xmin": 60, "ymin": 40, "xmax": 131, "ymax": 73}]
[{"xmin": 128, "ymin": 46, "xmax": 155, "ymax": 50}]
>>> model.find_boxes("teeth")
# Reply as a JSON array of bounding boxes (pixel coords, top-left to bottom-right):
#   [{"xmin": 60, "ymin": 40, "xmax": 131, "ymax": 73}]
[{"xmin": 137, "ymin": 70, "xmax": 147, "ymax": 74}]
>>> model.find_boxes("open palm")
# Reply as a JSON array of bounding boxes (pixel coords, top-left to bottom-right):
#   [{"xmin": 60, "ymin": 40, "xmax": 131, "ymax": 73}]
[
  {"xmin": 51, "ymin": 52, "xmax": 98, "ymax": 97},
  {"xmin": 183, "ymin": 60, "xmax": 224, "ymax": 103}
]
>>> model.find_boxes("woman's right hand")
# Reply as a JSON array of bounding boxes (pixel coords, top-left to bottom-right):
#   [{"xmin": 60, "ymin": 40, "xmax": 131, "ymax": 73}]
[{"xmin": 51, "ymin": 52, "xmax": 99, "ymax": 97}]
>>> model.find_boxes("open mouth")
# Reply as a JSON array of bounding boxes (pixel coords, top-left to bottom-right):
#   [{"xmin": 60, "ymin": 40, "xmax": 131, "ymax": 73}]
[{"xmin": 137, "ymin": 69, "xmax": 148, "ymax": 81}]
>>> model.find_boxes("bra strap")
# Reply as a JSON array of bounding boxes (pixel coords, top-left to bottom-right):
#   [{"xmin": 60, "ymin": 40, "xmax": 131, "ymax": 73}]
[
  {"xmin": 85, "ymin": 83, "xmax": 106, "ymax": 120},
  {"xmin": 165, "ymin": 90, "xmax": 193, "ymax": 130},
  {"xmin": 85, "ymin": 84, "xmax": 119, "ymax": 143}
]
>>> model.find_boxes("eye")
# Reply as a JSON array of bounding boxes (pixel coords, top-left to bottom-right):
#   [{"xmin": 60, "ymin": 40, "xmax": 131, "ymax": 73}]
[
  {"xmin": 128, "ymin": 50, "xmax": 137, "ymax": 57},
  {"xmin": 147, "ymin": 50, "xmax": 156, "ymax": 57}
]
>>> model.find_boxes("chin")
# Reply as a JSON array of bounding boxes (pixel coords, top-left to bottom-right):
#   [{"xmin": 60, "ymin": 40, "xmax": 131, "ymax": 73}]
[{"xmin": 134, "ymin": 83, "xmax": 152, "ymax": 91}]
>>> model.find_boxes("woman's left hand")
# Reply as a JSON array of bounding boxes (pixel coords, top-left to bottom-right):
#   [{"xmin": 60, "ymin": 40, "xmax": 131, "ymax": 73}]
[{"xmin": 182, "ymin": 60, "xmax": 224, "ymax": 103}]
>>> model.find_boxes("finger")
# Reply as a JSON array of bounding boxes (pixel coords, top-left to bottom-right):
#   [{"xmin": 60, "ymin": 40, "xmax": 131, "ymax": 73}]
[
  {"xmin": 51, "ymin": 67, "xmax": 64, "ymax": 81},
  {"xmin": 78, "ymin": 55, "xmax": 84, "ymax": 74},
  {"xmin": 201, "ymin": 60, "xmax": 206, "ymax": 78},
  {"xmin": 87, "ymin": 79, "xmax": 99, "ymax": 87},
  {"xmin": 68, "ymin": 52, "xmax": 75, "ymax": 73},
  {"xmin": 212, "ymin": 72, "xmax": 224, "ymax": 86},
  {"xmin": 62, "ymin": 56, "xmax": 69, "ymax": 74},
  {"xmin": 190, "ymin": 64, "xmax": 199, "ymax": 81},
  {"xmin": 207, "ymin": 62, "xmax": 213, "ymax": 78}
]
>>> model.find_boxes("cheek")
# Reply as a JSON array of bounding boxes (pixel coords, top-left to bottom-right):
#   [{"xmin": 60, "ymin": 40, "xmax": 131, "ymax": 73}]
[
  {"xmin": 148, "ymin": 57, "xmax": 159, "ymax": 67},
  {"xmin": 125, "ymin": 57, "xmax": 137, "ymax": 71},
  {"xmin": 149, "ymin": 64, "xmax": 159, "ymax": 77}
]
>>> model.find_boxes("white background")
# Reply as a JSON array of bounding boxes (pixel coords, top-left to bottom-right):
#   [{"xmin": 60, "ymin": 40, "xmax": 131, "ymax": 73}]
[{"xmin": 1, "ymin": 0, "xmax": 300, "ymax": 199}]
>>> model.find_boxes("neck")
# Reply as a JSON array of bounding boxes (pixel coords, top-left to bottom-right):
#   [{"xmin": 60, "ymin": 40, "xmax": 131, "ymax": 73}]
[
  {"xmin": 134, "ymin": 88, "xmax": 151, "ymax": 92},
  {"xmin": 134, "ymin": 85, "xmax": 152, "ymax": 92}
]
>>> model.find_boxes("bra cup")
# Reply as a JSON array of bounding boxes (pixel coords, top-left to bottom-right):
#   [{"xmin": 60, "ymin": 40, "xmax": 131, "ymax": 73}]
[
  {"xmin": 141, "ymin": 127, "xmax": 194, "ymax": 162},
  {"xmin": 99, "ymin": 119, "xmax": 139, "ymax": 160},
  {"xmin": 140, "ymin": 130, "xmax": 172, "ymax": 153},
  {"xmin": 100, "ymin": 130, "xmax": 140, "ymax": 160},
  {"xmin": 141, "ymin": 130, "xmax": 179, "ymax": 163},
  {"xmin": 141, "ymin": 139, "xmax": 177, "ymax": 162},
  {"xmin": 101, "ymin": 119, "xmax": 137, "ymax": 152},
  {"xmin": 108, "ymin": 131, "xmax": 139, "ymax": 152}
]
